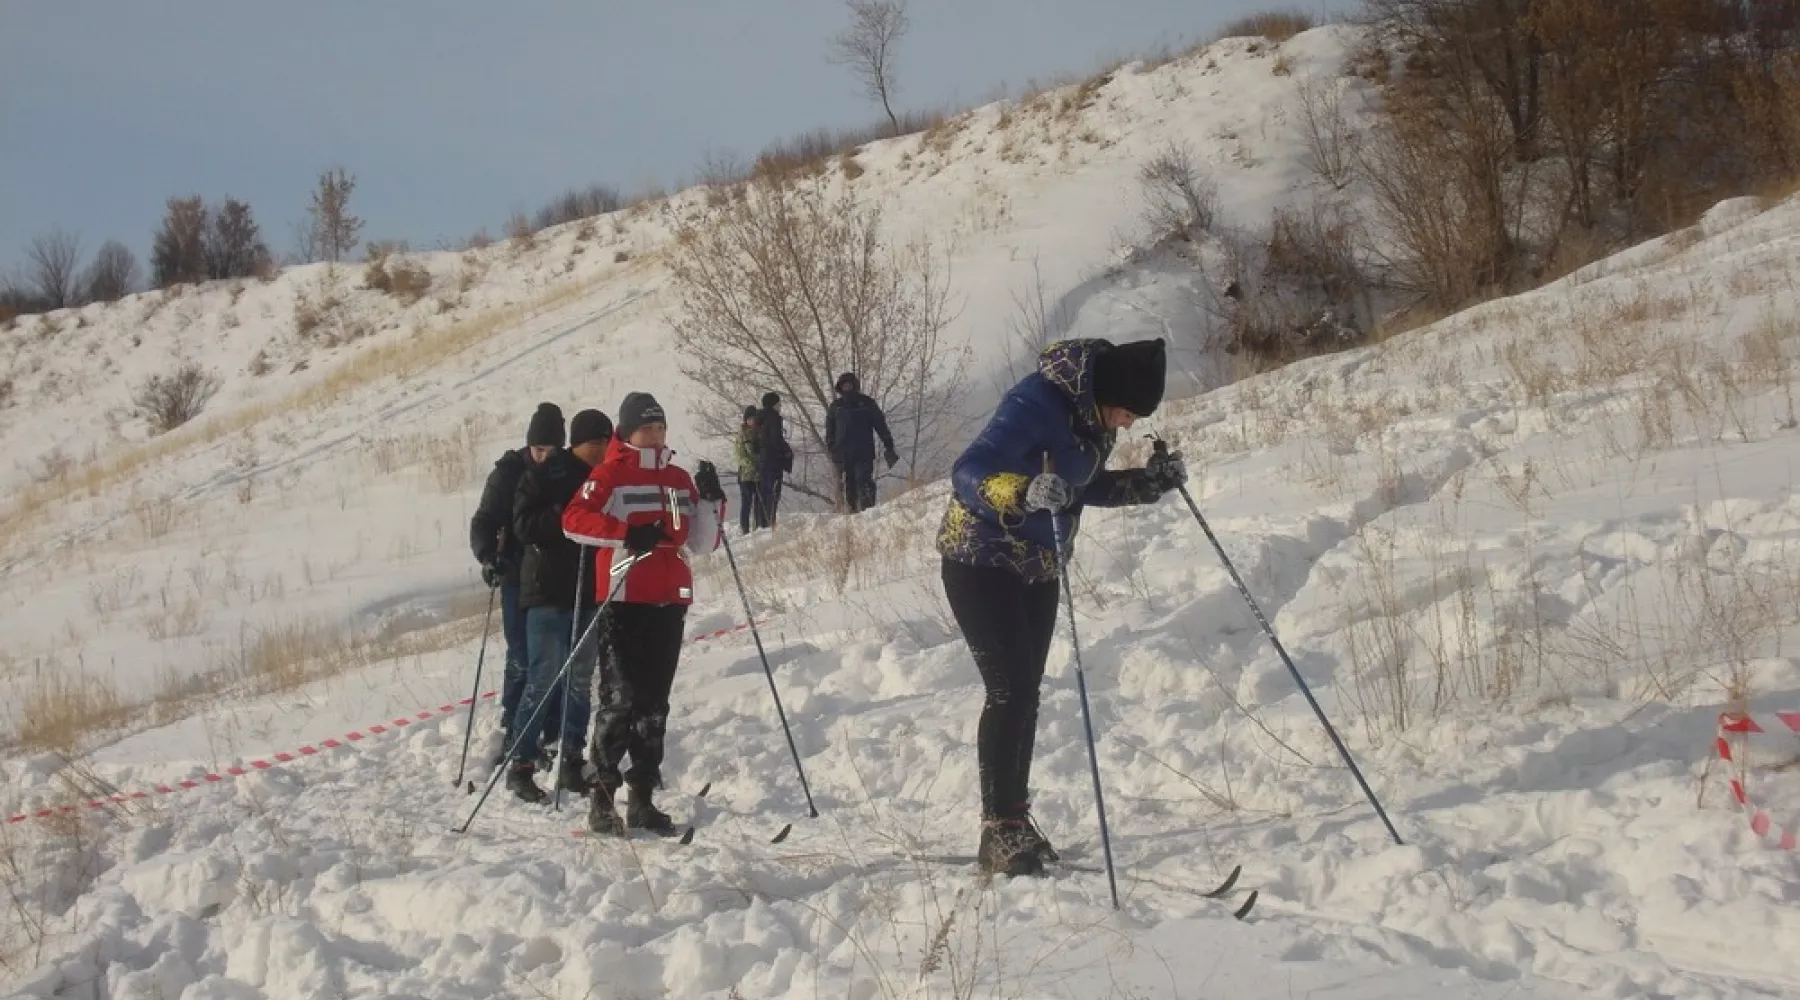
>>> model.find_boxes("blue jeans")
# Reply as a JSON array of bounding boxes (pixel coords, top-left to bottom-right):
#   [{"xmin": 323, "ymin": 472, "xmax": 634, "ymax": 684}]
[
  {"xmin": 518, "ymin": 606, "xmax": 598, "ymax": 758},
  {"xmin": 499, "ymin": 580, "xmax": 528, "ymax": 736}
]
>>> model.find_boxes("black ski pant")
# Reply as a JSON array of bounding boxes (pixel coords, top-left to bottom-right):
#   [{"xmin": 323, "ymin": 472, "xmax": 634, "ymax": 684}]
[
  {"xmin": 941, "ymin": 558, "xmax": 1060, "ymax": 821},
  {"xmin": 591, "ymin": 602, "xmax": 687, "ymax": 794},
  {"xmin": 841, "ymin": 459, "xmax": 877, "ymax": 513},
  {"xmin": 739, "ymin": 480, "xmax": 766, "ymax": 533}
]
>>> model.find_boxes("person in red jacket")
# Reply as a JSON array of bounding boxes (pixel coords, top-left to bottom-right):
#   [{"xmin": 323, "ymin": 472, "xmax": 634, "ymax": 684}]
[{"xmin": 562, "ymin": 392, "xmax": 727, "ymax": 836}]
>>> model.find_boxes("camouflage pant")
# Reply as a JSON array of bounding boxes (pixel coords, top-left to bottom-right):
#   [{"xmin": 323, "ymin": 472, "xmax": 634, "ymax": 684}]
[{"xmin": 589, "ymin": 602, "xmax": 687, "ymax": 793}]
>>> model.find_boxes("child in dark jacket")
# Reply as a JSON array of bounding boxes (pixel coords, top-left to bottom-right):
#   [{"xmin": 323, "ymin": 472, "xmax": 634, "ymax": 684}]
[{"xmin": 937, "ymin": 338, "xmax": 1188, "ymax": 877}]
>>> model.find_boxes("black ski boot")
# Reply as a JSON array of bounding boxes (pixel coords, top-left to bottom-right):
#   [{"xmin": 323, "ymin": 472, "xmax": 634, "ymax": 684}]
[
  {"xmin": 626, "ymin": 784, "xmax": 678, "ymax": 836},
  {"xmin": 978, "ymin": 819, "xmax": 1046, "ymax": 877},
  {"xmin": 505, "ymin": 761, "xmax": 547, "ymax": 804},
  {"xmin": 1021, "ymin": 811, "xmax": 1060, "ymax": 863},
  {"xmin": 587, "ymin": 783, "xmax": 626, "ymax": 837},
  {"xmin": 556, "ymin": 754, "xmax": 593, "ymax": 796}
]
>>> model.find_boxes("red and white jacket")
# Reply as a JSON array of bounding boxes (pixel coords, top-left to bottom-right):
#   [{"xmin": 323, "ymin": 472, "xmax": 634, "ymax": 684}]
[{"xmin": 561, "ymin": 435, "xmax": 723, "ymax": 606}]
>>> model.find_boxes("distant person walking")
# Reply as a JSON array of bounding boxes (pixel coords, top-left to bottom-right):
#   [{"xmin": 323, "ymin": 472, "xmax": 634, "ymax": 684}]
[
  {"xmin": 825, "ymin": 372, "xmax": 899, "ymax": 513},
  {"xmin": 755, "ymin": 391, "xmax": 792, "ymax": 528},
  {"xmin": 470, "ymin": 401, "xmax": 564, "ymax": 765}
]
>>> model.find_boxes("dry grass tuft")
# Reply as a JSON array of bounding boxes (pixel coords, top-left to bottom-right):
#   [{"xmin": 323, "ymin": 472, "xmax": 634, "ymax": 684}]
[{"xmin": 1216, "ymin": 10, "xmax": 1315, "ymax": 44}]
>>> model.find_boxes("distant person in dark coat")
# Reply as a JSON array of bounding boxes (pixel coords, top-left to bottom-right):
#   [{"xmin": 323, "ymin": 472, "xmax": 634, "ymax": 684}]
[
  {"xmin": 470, "ymin": 401, "xmax": 563, "ymax": 764},
  {"xmin": 755, "ymin": 391, "xmax": 791, "ymax": 527},
  {"xmin": 825, "ymin": 372, "xmax": 899, "ymax": 513}
]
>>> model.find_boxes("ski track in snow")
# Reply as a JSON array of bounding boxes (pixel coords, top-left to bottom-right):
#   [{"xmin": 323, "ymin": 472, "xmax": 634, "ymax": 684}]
[{"xmin": 6, "ymin": 24, "xmax": 1800, "ymax": 1000}]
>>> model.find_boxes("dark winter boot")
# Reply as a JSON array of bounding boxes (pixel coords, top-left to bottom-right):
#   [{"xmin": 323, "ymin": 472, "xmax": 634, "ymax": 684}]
[
  {"xmin": 556, "ymin": 754, "xmax": 593, "ymax": 796},
  {"xmin": 626, "ymin": 784, "xmax": 678, "ymax": 836},
  {"xmin": 1021, "ymin": 810, "xmax": 1060, "ymax": 863},
  {"xmin": 978, "ymin": 820, "xmax": 1046, "ymax": 878},
  {"xmin": 505, "ymin": 761, "xmax": 547, "ymax": 804},
  {"xmin": 587, "ymin": 784, "xmax": 626, "ymax": 837}
]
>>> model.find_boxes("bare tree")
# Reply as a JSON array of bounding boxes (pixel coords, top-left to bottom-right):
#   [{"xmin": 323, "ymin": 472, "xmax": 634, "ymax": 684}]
[
  {"xmin": 82, "ymin": 241, "xmax": 141, "ymax": 303},
  {"xmin": 828, "ymin": 0, "xmax": 910, "ymax": 134},
  {"xmin": 1138, "ymin": 141, "xmax": 1219, "ymax": 239},
  {"xmin": 152, "ymin": 196, "xmax": 210, "ymax": 288},
  {"xmin": 206, "ymin": 198, "xmax": 272, "ymax": 279},
  {"xmin": 307, "ymin": 168, "xmax": 364, "ymax": 263},
  {"xmin": 25, "ymin": 230, "xmax": 83, "ymax": 310},
  {"xmin": 666, "ymin": 179, "xmax": 965, "ymax": 497}
]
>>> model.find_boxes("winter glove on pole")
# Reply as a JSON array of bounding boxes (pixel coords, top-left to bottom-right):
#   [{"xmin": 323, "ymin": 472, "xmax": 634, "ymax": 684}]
[
  {"xmin": 1024, "ymin": 473, "xmax": 1072, "ymax": 512},
  {"xmin": 694, "ymin": 460, "xmax": 727, "ymax": 503},
  {"xmin": 480, "ymin": 562, "xmax": 502, "ymax": 589},
  {"xmin": 624, "ymin": 520, "xmax": 668, "ymax": 555},
  {"xmin": 1144, "ymin": 445, "xmax": 1188, "ymax": 493},
  {"xmin": 883, "ymin": 447, "xmax": 900, "ymax": 469}
]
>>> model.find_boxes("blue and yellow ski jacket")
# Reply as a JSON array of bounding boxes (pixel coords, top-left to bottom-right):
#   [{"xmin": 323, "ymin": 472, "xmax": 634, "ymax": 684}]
[{"xmin": 937, "ymin": 339, "xmax": 1162, "ymax": 582}]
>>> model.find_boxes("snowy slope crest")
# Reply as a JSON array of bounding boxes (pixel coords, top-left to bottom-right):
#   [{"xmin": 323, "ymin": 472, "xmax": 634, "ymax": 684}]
[{"xmin": 5, "ymin": 25, "xmax": 1800, "ymax": 1000}]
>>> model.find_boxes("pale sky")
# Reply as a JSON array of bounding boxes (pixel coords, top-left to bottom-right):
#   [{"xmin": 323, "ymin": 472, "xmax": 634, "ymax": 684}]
[{"xmin": 1, "ymin": 0, "xmax": 1350, "ymax": 278}]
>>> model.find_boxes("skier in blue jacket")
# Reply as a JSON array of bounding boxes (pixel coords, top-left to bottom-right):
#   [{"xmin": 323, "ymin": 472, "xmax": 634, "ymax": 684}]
[{"xmin": 937, "ymin": 337, "xmax": 1188, "ymax": 876}]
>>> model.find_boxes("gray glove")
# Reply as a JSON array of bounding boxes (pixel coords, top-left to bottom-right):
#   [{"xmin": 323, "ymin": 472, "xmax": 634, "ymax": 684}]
[
  {"xmin": 1145, "ymin": 448, "xmax": 1188, "ymax": 492},
  {"xmin": 1024, "ymin": 473, "xmax": 1072, "ymax": 512}
]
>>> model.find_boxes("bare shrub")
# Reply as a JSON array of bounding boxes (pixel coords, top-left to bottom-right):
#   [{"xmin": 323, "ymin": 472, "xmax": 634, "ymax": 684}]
[
  {"xmin": 506, "ymin": 212, "xmax": 535, "ymax": 250},
  {"xmin": 668, "ymin": 179, "xmax": 966, "ymax": 495},
  {"xmin": 133, "ymin": 362, "xmax": 222, "ymax": 434},
  {"xmin": 1215, "ymin": 9, "xmax": 1314, "ymax": 43},
  {"xmin": 1297, "ymin": 76, "xmax": 1359, "ymax": 191},
  {"xmin": 23, "ymin": 230, "xmax": 83, "ymax": 311},
  {"xmin": 306, "ymin": 167, "xmax": 364, "ymax": 263},
  {"xmin": 1211, "ymin": 199, "xmax": 1371, "ymax": 365},
  {"xmin": 363, "ymin": 249, "xmax": 432, "ymax": 304},
  {"xmin": 293, "ymin": 282, "xmax": 369, "ymax": 346},
  {"xmin": 1138, "ymin": 141, "xmax": 1218, "ymax": 239},
  {"xmin": 828, "ymin": 0, "xmax": 911, "ymax": 133},
  {"xmin": 532, "ymin": 183, "xmax": 624, "ymax": 231},
  {"xmin": 82, "ymin": 241, "xmax": 140, "ymax": 303},
  {"xmin": 1358, "ymin": 84, "xmax": 1523, "ymax": 310}
]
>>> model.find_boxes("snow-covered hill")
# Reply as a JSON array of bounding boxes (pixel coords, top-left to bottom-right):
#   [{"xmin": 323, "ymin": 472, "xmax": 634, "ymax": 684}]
[{"xmin": 4, "ymin": 23, "xmax": 1800, "ymax": 1000}]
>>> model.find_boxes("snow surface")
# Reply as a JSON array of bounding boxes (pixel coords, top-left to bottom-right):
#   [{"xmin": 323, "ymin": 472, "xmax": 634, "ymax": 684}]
[{"xmin": 4, "ymin": 24, "xmax": 1800, "ymax": 1000}]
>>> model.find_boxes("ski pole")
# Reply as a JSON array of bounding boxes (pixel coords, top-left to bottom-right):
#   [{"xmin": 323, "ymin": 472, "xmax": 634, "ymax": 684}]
[
  {"xmin": 457, "ymin": 552, "xmax": 645, "ymax": 834},
  {"xmin": 452, "ymin": 584, "xmax": 499, "ymax": 788},
  {"xmin": 1044, "ymin": 455, "xmax": 1121, "ymax": 910},
  {"xmin": 1150, "ymin": 435, "xmax": 1404, "ymax": 846},
  {"xmin": 719, "ymin": 522, "xmax": 818, "ymax": 827},
  {"xmin": 552, "ymin": 545, "xmax": 589, "ymax": 811}
]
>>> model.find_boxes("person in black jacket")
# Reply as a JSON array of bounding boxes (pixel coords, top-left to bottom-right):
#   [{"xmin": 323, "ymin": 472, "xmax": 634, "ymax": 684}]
[
  {"xmin": 825, "ymin": 372, "xmax": 899, "ymax": 513},
  {"xmin": 471, "ymin": 401, "xmax": 563, "ymax": 766},
  {"xmin": 755, "ymin": 391, "xmax": 791, "ymax": 527},
  {"xmin": 506, "ymin": 408, "xmax": 613, "ymax": 803}
]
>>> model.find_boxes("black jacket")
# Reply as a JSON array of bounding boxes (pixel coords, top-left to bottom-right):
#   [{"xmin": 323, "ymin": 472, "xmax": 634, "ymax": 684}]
[
  {"xmin": 512, "ymin": 449, "xmax": 597, "ymax": 610},
  {"xmin": 757, "ymin": 406, "xmax": 792, "ymax": 477},
  {"xmin": 470, "ymin": 448, "xmax": 529, "ymax": 582},
  {"xmin": 825, "ymin": 392, "xmax": 896, "ymax": 466}
]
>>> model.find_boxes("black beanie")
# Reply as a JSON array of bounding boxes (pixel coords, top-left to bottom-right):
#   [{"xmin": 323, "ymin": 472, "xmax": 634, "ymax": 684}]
[
  {"xmin": 743, "ymin": 405, "xmax": 759, "ymax": 420},
  {"xmin": 569, "ymin": 409, "xmax": 612, "ymax": 447},
  {"xmin": 1093, "ymin": 339, "xmax": 1167, "ymax": 417},
  {"xmin": 761, "ymin": 391, "xmax": 781, "ymax": 409},
  {"xmin": 525, "ymin": 402, "xmax": 566, "ymax": 447},
  {"xmin": 836, "ymin": 372, "xmax": 859, "ymax": 393},
  {"xmin": 617, "ymin": 392, "xmax": 667, "ymax": 439}
]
